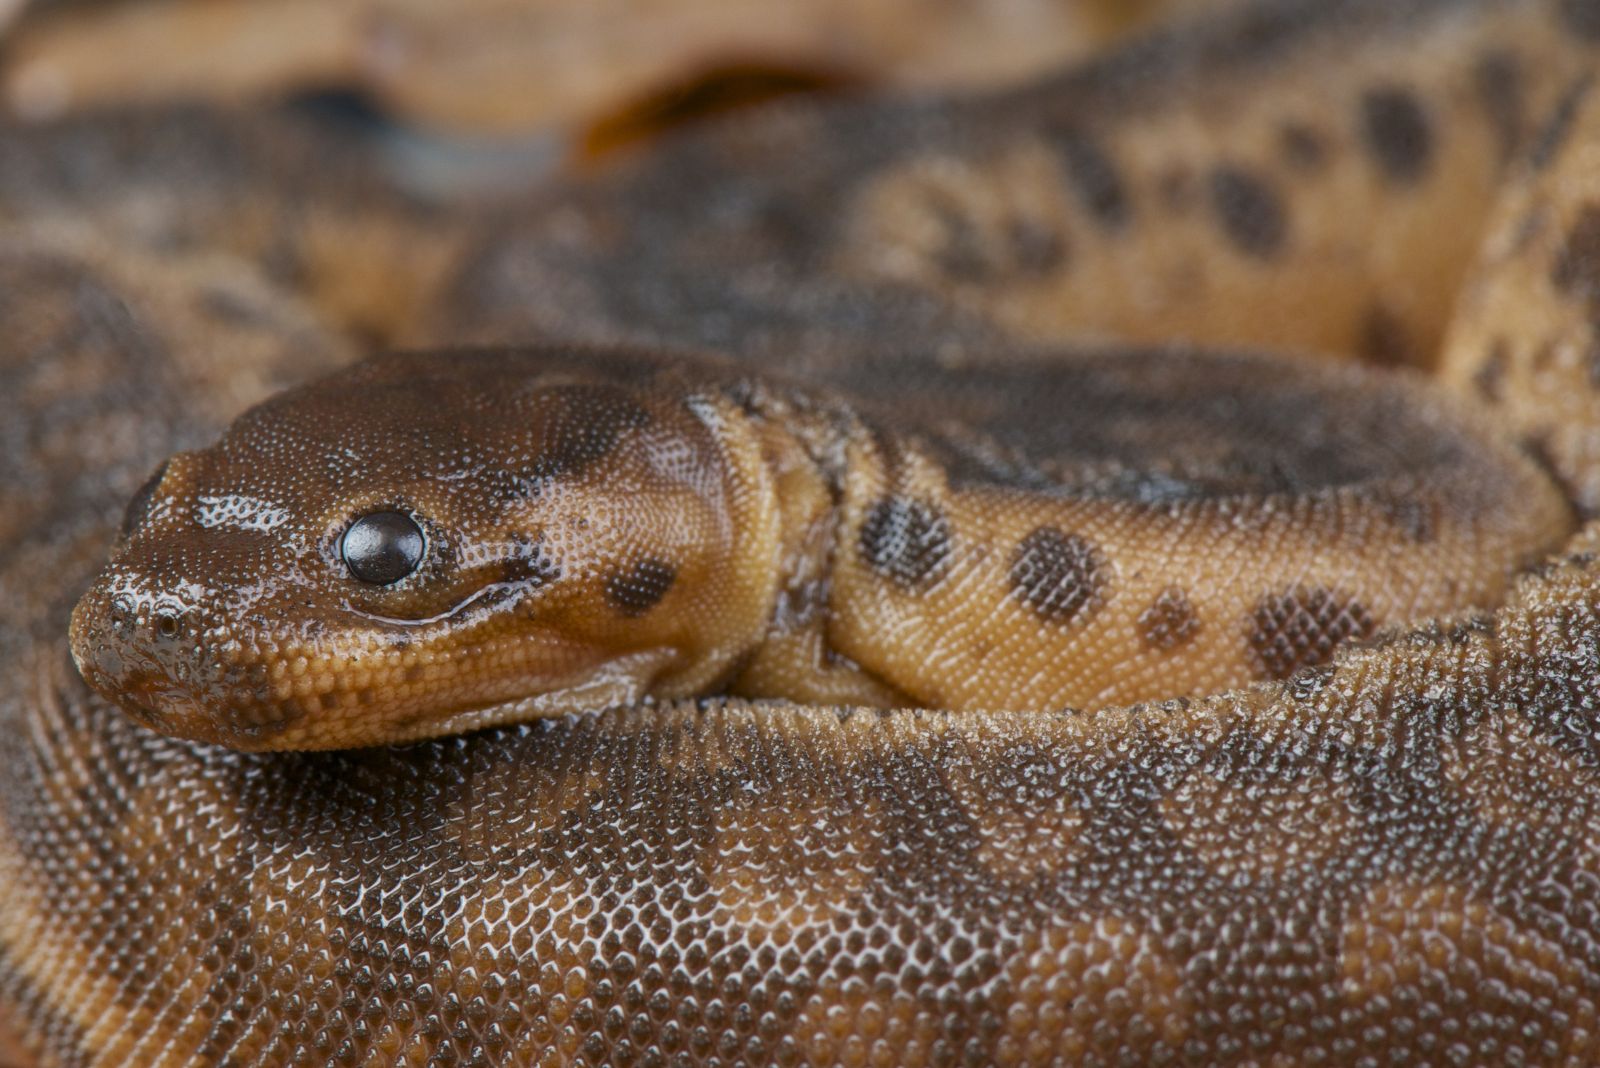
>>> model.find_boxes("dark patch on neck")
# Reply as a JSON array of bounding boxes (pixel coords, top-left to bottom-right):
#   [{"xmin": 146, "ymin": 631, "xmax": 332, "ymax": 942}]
[
  {"xmin": 858, "ymin": 496, "xmax": 952, "ymax": 590},
  {"xmin": 1208, "ymin": 167, "xmax": 1289, "ymax": 258},
  {"xmin": 1359, "ymin": 86, "xmax": 1433, "ymax": 186},
  {"xmin": 604, "ymin": 558, "xmax": 677, "ymax": 616},
  {"xmin": 530, "ymin": 384, "xmax": 652, "ymax": 481}
]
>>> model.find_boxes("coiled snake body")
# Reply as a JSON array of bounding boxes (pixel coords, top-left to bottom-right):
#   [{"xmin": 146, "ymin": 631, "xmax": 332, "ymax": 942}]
[{"xmin": 5, "ymin": 0, "xmax": 1600, "ymax": 1065}]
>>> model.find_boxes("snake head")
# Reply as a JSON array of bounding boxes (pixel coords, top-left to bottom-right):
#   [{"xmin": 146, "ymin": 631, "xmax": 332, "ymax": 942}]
[{"xmin": 69, "ymin": 348, "xmax": 778, "ymax": 750}]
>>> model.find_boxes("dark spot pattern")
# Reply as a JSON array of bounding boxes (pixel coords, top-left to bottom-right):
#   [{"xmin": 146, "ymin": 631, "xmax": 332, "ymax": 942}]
[
  {"xmin": 1052, "ymin": 130, "xmax": 1130, "ymax": 230},
  {"xmin": 1551, "ymin": 205, "xmax": 1600, "ymax": 305},
  {"xmin": 1248, "ymin": 587, "xmax": 1377, "ymax": 680},
  {"xmin": 930, "ymin": 197, "xmax": 991, "ymax": 281},
  {"xmin": 1278, "ymin": 122, "xmax": 1329, "ymax": 172},
  {"xmin": 603, "ymin": 558, "xmax": 677, "ymax": 616},
  {"xmin": 1473, "ymin": 52, "xmax": 1524, "ymax": 162},
  {"xmin": 1360, "ymin": 86, "xmax": 1433, "ymax": 186},
  {"xmin": 932, "ymin": 203, "xmax": 1067, "ymax": 281},
  {"xmin": 1008, "ymin": 527, "xmax": 1107, "ymax": 625},
  {"xmin": 1559, "ymin": 0, "xmax": 1600, "ymax": 41},
  {"xmin": 500, "ymin": 539, "xmax": 561, "ymax": 586},
  {"xmin": 1360, "ymin": 303, "xmax": 1413, "ymax": 367},
  {"xmin": 858, "ymin": 496, "xmax": 953, "ymax": 590},
  {"xmin": 1529, "ymin": 76, "xmax": 1592, "ymax": 172},
  {"xmin": 532, "ymin": 384, "xmax": 652, "ymax": 480},
  {"xmin": 1006, "ymin": 218, "xmax": 1068, "ymax": 275},
  {"xmin": 1137, "ymin": 587, "xmax": 1200, "ymax": 651},
  {"xmin": 1208, "ymin": 167, "xmax": 1288, "ymax": 258}
]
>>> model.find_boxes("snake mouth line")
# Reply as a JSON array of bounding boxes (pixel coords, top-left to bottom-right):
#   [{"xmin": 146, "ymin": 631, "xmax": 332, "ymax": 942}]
[{"xmin": 341, "ymin": 580, "xmax": 528, "ymax": 627}]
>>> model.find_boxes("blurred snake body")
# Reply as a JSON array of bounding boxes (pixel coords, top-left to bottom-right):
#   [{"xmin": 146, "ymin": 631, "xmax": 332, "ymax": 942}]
[{"xmin": 7, "ymin": 0, "xmax": 1600, "ymax": 1065}]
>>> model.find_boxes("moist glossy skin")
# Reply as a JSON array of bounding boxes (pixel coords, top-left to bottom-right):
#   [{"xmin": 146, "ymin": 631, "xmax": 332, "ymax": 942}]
[
  {"xmin": 68, "ymin": 350, "xmax": 783, "ymax": 749},
  {"xmin": 7, "ymin": 0, "xmax": 1600, "ymax": 1065},
  {"xmin": 69, "ymin": 345, "xmax": 1570, "ymax": 750}
]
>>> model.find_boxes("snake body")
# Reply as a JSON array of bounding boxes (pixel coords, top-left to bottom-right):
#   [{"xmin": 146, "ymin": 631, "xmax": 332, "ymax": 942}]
[{"xmin": 5, "ymin": 0, "xmax": 1600, "ymax": 1065}]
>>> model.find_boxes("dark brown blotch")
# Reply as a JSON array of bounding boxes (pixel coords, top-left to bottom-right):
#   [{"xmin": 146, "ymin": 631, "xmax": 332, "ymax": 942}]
[
  {"xmin": 1247, "ymin": 586, "xmax": 1377, "ymax": 681},
  {"xmin": 532, "ymin": 384, "xmax": 652, "ymax": 480},
  {"xmin": 501, "ymin": 538, "xmax": 561, "ymax": 586},
  {"xmin": 858, "ymin": 496, "xmax": 953, "ymax": 590},
  {"xmin": 1559, "ymin": 0, "xmax": 1600, "ymax": 41},
  {"xmin": 1278, "ymin": 122, "xmax": 1329, "ymax": 173},
  {"xmin": 1137, "ymin": 587, "xmax": 1200, "ymax": 652},
  {"xmin": 1360, "ymin": 303, "xmax": 1413, "ymax": 368},
  {"xmin": 604, "ymin": 558, "xmax": 677, "ymax": 616},
  {"xmin": 1008, "ymin": 527, "xmax": 1107, "ymax": 625},
  {"xmin": 1359, "ymin": 86, "xmax": 1433, "ymax": 186},
  {"xmin": 1051, "ymin": 129, "xmax": 1130, "ymax": 230},
  {"xmin": 1208, "ymin": 167, "xmax": 1289, "ymax": 259},
  {"xmin": 929, "ymin": 195, "xmax": 991, "ymax": 282},
  {"xmin": 931, "ymin": 200, "xmax": 1067, "ymax": 281},
  {"xmin": 1006, "ymin": 218, "xmax": 1068, "ymax": 275},
  {"xmin": 1473, "ymin": 51, "xmax": 1524, "ymax": 163},
  {"xmin": 1551, "ymin": 205, "xmax": 1600, "ymax": 305}
]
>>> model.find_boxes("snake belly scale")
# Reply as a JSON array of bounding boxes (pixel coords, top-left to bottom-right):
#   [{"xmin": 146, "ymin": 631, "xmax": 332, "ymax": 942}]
[{"xmin": 3, "ymin": 0, "xmax": 1600, "ymax": 1066}]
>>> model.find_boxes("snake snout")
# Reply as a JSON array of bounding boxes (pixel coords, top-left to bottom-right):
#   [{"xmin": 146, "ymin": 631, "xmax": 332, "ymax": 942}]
[{"xmin": 70, "ymin": 575, "xmax": 211, "ymax": 711}]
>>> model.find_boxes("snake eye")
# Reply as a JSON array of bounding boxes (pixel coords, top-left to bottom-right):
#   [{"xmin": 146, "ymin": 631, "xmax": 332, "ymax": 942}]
[{"xmin": 341, "ymin": 511, "xmax": 426, "ymax": 585}]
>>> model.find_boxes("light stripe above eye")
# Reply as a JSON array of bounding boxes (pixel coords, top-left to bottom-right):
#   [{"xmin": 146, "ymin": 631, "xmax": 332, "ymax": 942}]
[{"xmin": 195, "ymin": 494, "xmax": 292, "ymax": 533}]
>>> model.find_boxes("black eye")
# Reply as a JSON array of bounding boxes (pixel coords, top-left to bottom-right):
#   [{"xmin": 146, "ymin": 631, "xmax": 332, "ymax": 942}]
[
  {"xmin": 341, "ymin": 511, "xmax": 426, "ymax": 585},
  {"xmin": 121, "ymin": 461, "xmax": 168, "ymax": 538}
]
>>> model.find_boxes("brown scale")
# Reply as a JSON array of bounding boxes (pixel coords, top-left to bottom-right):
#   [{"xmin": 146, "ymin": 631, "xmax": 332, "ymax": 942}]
[
  {"xmin": 432, "ymin": 0, "xmax": 1600, "ymax": 371},
  {"xmin": 68, "ymin": 347, "xmax": 1569, "ymax": 748},
  {"xmin": 7, "ymin": 0, "xmax": 1600, "ymax": 1066},
  {"xmin": 1441, "ymin": 77, "xmax": 1600, "ymax": 516}
]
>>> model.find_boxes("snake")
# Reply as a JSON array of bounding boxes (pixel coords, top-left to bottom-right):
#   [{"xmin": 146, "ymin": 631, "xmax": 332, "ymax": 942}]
[{"xmin": 5, "ymin": 0, "xmax": 1600, "ymax": 1064}]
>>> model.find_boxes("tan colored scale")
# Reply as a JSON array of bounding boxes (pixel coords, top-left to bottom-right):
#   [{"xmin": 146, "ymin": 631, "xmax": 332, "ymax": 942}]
[
  {"xmin": 1442, "ymin": 78, "xmax": 1600, "ymax": 514},
  {"xmin": 432, "ymin": 0, "xmax": 1600, "ymax": 373},
  {"xmin": 843, "ymin": 1, "xmax": 1589, "ymax": 365},
  {"xmin": 67, "ymin": 346, "xmax": 1569, "ymax": 749},
  {"xmin": 7, "ymin": 0, "xmax": 1600, "ymax": 1065}
]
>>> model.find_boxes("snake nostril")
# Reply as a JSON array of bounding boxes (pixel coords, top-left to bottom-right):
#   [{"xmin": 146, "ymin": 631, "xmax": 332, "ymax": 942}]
[
  {"xmin": 109, "ymin": 595, "xmax": 135, "ymax": 629},
  {"xmin": 154, "ymin": 613, "xmax": 181, "ymax": 640}
]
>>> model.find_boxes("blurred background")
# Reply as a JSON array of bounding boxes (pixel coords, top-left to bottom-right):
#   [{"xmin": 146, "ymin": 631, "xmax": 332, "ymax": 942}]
[{"xmin": 0, "ymin": 0, "xmax": 1230, "ymax": 183}]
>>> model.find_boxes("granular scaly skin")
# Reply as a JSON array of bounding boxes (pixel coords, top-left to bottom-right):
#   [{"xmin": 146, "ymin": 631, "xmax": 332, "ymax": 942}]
[
  {"xmin": 4, "ymin": 0, "xmax": 1600, "ymax": 1066},
  {"xmin": 63, "ymin": 347, "xmax": 1572, "ymax": 749},
  {"xmin": 432, "ymin": 0, "xmax": 1600, "ymax": 370}
]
